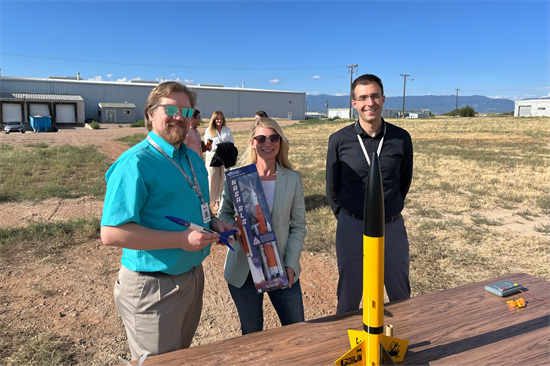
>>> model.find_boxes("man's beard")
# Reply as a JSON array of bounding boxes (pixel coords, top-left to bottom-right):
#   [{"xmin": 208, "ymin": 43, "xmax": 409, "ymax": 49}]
[{"xmin": 160, "ymin": 122, "xmax": 188, "ymax": 146}]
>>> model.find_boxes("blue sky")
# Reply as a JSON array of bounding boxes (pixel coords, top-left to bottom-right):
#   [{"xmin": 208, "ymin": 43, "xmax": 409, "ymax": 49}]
[{"xmin": 1, "ymin": 0, "xmax": 548, "ymax": 100}]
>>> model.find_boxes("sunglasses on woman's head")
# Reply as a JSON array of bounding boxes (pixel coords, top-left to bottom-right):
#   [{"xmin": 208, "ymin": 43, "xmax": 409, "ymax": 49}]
[
  {"xmin": 158, "ymin": 104, "xmax": 195, "ymax": 118},
  {"xmin": 253, "ymin": 134, "xmax": 281, "ymax": 143}
]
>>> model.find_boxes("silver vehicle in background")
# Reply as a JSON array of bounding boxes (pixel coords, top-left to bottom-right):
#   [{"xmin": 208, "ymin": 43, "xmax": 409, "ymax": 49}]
[{"xmin": 4, "ymin": 122, "xmax": 25, "ymax": 134}]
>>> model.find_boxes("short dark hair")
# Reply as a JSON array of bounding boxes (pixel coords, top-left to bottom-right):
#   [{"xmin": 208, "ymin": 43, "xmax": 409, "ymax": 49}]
[
  {"xmin": 255, "ymin": 110, "xmax": 268, "ymax": 118},
  {"xmin": 192, "ymin": 109, "xmax": 201, "ymax": 118},
  {"xmin": 144, "ymin": 81, "xmax": 197, "ymax": 131},
  {"xmin": 351, "ymin": 74, "xmax": 384, "ymax": 100}
]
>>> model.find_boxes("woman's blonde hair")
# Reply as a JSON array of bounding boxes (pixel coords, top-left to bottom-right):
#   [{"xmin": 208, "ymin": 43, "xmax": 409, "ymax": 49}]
[
  {"xmin": 239, "ymin": 117, "xmax": 293, "ymax": 170},
  {"xmin": 208, "ymin": 111, "xmax": 226, "ymax": 137}
]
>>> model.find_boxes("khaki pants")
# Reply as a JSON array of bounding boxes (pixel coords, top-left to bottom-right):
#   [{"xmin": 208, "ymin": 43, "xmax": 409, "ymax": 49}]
[
  {"xmin": 205, "ymin": 154, "xmax": 226, "ymax": 203},
  {"xmin": 114, "ymin": 265, "xmax": 204, "ymax": 360}
]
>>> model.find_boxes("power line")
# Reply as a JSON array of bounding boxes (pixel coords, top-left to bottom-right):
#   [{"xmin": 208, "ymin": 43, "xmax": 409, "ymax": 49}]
[{"xmin": 2, "ymin": 53, "xmax": 345, "ymax": 71}]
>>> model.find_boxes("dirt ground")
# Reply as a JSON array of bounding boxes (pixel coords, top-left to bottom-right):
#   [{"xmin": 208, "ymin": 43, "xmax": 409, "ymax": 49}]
[
  {"xmin": 1, "ymin": 121, "xmax": 547, "ymax": 365},
  {"xmin": 0, "ymin": 121, "xmax": 339, "ymax": 365}
]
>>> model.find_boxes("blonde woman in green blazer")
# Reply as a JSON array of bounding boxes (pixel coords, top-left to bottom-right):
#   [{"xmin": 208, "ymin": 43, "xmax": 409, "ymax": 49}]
[{"xmin": 218, "ymin": 117, "xmax": 306, "ymax": 335}]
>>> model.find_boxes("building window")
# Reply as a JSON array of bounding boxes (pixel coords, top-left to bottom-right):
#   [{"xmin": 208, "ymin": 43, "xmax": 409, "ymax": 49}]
[
  {"xmin": 123, "ymin": 110, "xmax": 132, "ymax": 115},
  {"xmin": 538, "ymin": 107, "xmax": 546, "ymax": 110}
]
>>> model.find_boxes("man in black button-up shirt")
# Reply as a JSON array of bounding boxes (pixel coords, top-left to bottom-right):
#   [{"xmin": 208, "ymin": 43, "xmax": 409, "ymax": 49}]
[{"xmin": 326, "ymin": 74, "xmax": 413, "ymax": 313}]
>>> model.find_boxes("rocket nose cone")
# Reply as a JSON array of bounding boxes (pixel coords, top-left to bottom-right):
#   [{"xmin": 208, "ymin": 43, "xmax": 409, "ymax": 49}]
[{"xmin": 364, "ymin": 153, "xmax": 385, "ymax": 237}]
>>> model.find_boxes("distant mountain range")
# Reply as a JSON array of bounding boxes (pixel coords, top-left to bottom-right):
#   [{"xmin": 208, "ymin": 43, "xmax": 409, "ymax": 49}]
[{"xmin": 306, "ymin": 94, "xmax": 516, "ymax": 115}]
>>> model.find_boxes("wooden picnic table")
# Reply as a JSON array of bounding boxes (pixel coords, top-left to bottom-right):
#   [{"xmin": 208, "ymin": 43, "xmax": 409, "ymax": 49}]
[{"xmin": 127, "ymin": 272, "xmax": 550, "ymax": 365}]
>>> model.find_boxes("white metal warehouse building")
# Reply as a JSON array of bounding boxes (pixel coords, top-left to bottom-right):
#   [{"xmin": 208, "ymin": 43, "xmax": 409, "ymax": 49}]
[
  {"xmin": 0, "ymin": 76, "xmax": 306, "ymax": 124},
  {"xmin": 514, "ymin": 99, "xmax": 550, "ymax": 117}
]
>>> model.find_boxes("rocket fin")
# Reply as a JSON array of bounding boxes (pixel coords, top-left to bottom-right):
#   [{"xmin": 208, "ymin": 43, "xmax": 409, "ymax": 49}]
[
  {"xmin": 347, "ymin": 329, "xmax": 364, "ymax": 349},
  {"xmin": 379, "ymin": 343, "xmax": 397, "ymax": 366},
  {"xmin": 380, "ymin": 335, "xmax": 409, "ymax": 362},
  {"xmin": 334, "ymin": 340, "xmax": 365, "ymax": 366}
]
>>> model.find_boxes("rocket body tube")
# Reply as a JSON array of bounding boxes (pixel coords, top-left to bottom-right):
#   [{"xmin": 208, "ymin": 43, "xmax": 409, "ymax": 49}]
[
  {"xmin": 335, "ymin": 152, "xmax": 409, "ymax": 365},
  {"xmin": 363, "ymin": 153, "xmax": 385, "ymax": 365}
]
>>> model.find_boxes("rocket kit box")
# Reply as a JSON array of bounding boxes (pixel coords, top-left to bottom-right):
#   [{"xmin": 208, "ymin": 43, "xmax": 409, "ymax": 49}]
[{"xmin": 225, "ymin": 165, "xmax": 289, "ymax": 293}]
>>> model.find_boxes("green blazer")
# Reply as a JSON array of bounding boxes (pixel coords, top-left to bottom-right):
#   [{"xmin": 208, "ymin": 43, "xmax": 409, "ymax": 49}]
[{"xmin": 218, "ymin": 163, "xmax": 307, "ymax": 288}]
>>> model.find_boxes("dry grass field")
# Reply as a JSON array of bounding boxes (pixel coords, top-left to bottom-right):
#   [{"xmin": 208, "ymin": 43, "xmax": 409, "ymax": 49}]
[{"xmin": 0, "ymin": 116, "xmax": 548, "ymax": 365}]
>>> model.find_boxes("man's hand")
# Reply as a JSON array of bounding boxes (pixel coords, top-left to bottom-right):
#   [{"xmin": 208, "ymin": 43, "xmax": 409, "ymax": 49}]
[{"xmin": 183, "ymin": 230, "xmax": 219, "ymax": 252}]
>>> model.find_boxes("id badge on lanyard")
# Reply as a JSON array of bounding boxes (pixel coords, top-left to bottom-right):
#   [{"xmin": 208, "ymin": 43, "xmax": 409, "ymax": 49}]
[
  {"xmin": 147, "ymin": 136, "xmax": 211, "ymax": 224},
  {"xmin": 357, "ymin": 123, "xmax": 386, "ymax": 166}
]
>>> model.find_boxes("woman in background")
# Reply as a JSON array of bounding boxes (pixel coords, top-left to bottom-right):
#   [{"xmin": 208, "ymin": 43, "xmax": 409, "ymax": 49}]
[
  {"xmin": 204, "ymin": 111, "xmax": 234, "ymax": 211},
  {"xmin": 218, "ymin": 117, "xmax": 306, "ymax": 335}
]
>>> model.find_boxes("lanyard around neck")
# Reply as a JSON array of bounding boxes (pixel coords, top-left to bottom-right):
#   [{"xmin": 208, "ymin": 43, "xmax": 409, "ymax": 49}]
[
  {"xmin": 357, "ymin": 123, "xmax": 386, "ymax": 166},
  {"xmin": 147, "ymin": 136, "xmax": 206, "ymax": 204}
]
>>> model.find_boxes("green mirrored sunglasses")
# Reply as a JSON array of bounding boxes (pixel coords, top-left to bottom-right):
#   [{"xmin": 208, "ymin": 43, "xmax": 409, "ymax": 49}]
[{"xmin": 158, "ymin": 104, "xmax": 194, "ymax": 118}]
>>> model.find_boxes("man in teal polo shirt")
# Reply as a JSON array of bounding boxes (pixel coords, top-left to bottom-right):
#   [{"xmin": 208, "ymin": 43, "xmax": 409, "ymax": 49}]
[{"xmin": 101, "ymin": 81, "xmax": 238, "ymax": 360}]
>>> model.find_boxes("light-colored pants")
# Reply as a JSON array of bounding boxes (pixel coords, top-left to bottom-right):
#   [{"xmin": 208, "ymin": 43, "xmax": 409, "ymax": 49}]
[
  {"xmin": 114, "ymin": 265, "xmax": 205, "ymax": 360},
  {"xmin": 205, "ymin": 154, "xmax": 226, "ymax": 203}
]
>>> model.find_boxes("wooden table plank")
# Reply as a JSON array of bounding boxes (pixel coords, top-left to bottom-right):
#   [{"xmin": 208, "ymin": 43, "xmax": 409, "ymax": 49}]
[{"xmin": 126, "ymin": 273, "xmax": 549, "ymax": 365}]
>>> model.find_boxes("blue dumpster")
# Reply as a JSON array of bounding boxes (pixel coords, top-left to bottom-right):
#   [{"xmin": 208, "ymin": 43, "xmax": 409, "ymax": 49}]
[{"xmin": 30, "ymin": 116, "xmax": 52, "ymax": 132}]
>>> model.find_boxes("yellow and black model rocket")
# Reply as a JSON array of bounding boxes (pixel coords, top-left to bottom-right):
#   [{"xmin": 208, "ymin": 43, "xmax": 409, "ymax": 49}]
[{"xmin": 335, "ymin": 153, "xmax": 408, "ymax": 366}]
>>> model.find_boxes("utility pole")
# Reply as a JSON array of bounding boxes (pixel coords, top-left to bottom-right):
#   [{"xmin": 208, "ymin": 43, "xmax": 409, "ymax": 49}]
[
  {"xmin": 347, "ymin": 64, "xmax": 358, "ymax": 119},
  {"xmin": 325, "ymin": 100, "xmax": 329, "ymax": 117},
  {"xmin": 400, "ymin": 74, "xmax": 413, "ymax": 118},
  {"xmin": 455, "ymin": 89, "xmax": 460, "ymax": 117}
]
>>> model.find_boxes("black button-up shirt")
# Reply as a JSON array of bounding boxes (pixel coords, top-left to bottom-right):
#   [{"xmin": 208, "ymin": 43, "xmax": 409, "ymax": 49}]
[{"xmin": 326, "ymin": 119, "xmax": 413, "ymax": 219}]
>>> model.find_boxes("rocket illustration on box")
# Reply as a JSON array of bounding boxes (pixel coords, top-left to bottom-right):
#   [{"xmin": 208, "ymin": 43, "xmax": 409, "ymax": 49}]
[
  {"xmin": 335, "ymin": 153, "xmax": 409, "ymax": 366},
  {"xmin": 225, "ymin": 164, "xmax": 289, "ymax": 293}
]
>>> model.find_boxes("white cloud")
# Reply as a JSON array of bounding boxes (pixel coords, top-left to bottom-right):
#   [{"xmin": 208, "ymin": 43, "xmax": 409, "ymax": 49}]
[
  {"xmin": 107, "ymin": 74, "xmax": 113, "ymax": 79},
  {"xmin": 335, "ymin": 93, "xmax": 347, "ymax": 97},
  {"xmin": 488, "ymin": 94, "xmax": 543, "ymax": 101},
  {"xmin": 306, "ymin": 91, "xmax": 322, "ymax": 95},
  {"xmin": 88, "ymin": 76, "xmax": 103, "ymax": 81},
  {"xmin": 310, "ymin": 75, "xmax": 322, "ymax": 80},
  {"xmin": 184, "ymin": 79, "xmax": 194, "ymax": 85},
  {"xmin": 269, "ymin": 79, "xmax": 281, "ymax": 84},
  {"xmin": 131, "ymin": 77, "xmax": 142, "ymax": 81},
  {"xmin": 170, "ymin": 73, "xmax": 176, "ymax": 76},
  {"xmin": 116, "ymin": 77, "xmax": 129, "ymax": 82}
]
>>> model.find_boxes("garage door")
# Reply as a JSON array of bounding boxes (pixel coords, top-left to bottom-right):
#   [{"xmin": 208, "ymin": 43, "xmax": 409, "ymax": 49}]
[
  {"xmin": 56, "ymin": 104, "xmax": 76, "ymax": 123},
  {"xmin": 519, "ymin": 106, "xmax": 531, "ymax": 117},
  {"xmin": 30, "ymin": 104, "xmax": 50, "ymax": 117},
  {"xmin": 2, "ymin": 103, "xmax": 22, "ymax": 123}
]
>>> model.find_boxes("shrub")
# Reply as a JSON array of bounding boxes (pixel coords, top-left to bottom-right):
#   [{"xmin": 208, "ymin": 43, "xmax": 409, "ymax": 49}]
[
  {"xmin": 131, "ymin": 120, "xmax": 145, "ymax": 127},
  {"xmin": 442, "ymin": 105, "xmax": 477, "ymax": 117},
  {"xmin": 459, "ymin": 105, "xmax": 476, "ymax": 117},
  {"xmin": 89, "ymin": 120, "xmax": 100, "ymax": 129}
]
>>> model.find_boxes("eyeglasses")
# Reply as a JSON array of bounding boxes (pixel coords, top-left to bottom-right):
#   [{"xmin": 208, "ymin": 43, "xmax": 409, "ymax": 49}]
[
  {"xmin": 158, "ymin": 104, "xmax": 195, "ymax": 118},
  {"xmin": 253, "ymin": 134, "xmax": 281, "ymax": 143},
  {"xmin": 353, "ymin": 93, "xmax": 382, "ymax": 102}
]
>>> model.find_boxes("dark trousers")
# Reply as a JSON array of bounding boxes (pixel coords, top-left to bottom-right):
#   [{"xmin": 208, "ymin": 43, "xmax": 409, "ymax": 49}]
[
  {"xmin": 335, "ymin": 210, "xmax": 410, "ymax": 314},
  {"xmin": 228, "ymin": 273, "xmax": 305, "ymax": 335}
]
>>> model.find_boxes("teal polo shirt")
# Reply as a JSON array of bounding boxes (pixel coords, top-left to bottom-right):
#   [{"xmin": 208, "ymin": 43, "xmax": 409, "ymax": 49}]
[{"xmin": 101, "ymin": 131, "xmax": 211, "ymax": 275}]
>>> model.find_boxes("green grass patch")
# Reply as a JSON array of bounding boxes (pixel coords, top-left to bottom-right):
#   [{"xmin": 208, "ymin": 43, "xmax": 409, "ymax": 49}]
[
  {"xmin": 470, "ymin": 214, "xmax": 504, "ymax": 226},
  {"xmin": 3, "ymin": 331, "xmax": 78, "ymax": 366},
  {"xmin": 515, "ymin": 210, "xmax": 539, "ymax": 221},
  {"xmin": 534, "ymin": 223, "xmax": 550, "ymax": 234},
  {"xmin": 0, "ymin": 218, "xmax": 101, "ymax": 261},
  {"xmin": 23, "ymin": 142, "xmax": 49, "ymax": 148},
  {"xmin": 116, "ymin": 133, "xmax": 147, "ymax": 147},
  {"xmin": 130, "ymin": 119, "xmax": 145, "ymax": 127},
  {"xmin": 0, "ymin": 144, "xmax": 109, "ymax": 202}
]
